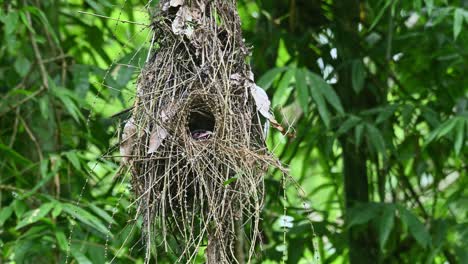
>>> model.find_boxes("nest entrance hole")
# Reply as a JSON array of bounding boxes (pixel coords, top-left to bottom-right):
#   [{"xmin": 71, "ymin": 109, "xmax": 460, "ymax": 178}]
[{"xmin": 187, "ymin": 100, "xmax": 216, "ymax": 140}]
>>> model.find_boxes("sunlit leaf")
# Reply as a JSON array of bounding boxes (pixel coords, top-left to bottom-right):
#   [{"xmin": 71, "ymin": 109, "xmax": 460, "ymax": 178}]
[{"xmin": 16, "ymin": 202, "xmax": 54, "ymax": 229}]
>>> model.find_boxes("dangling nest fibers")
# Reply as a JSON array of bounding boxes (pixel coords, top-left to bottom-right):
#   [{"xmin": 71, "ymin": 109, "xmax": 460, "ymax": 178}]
[{"xmin": 120, "ymin": 0, "xmax": 283, "ymax": 262}]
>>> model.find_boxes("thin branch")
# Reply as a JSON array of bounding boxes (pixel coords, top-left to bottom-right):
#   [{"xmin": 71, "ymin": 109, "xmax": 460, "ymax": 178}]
[
  {"xmin": 78, "ymin": 11, "xmax": 150, "ymax": 26},
  {"xmin": 19, "ymin": 116, "xmax": 44, "ymax": 162},
  {"xmin": 24, "ymin": 7, "xmax": 49, "ymax": 89}
]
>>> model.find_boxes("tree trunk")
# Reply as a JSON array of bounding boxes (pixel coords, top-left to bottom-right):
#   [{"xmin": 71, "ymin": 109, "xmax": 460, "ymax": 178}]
[
  {"xmin": 333, "ymin": 1, "xmax": 381, "ymax": 263},
  {"xmin": 206, "ymin": 235, "xmax": 223, "ymax": 264}
]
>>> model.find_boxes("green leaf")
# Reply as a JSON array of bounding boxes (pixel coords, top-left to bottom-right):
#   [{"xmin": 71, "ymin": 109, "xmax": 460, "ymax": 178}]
[
  {"xmin": 273, "ymin": 67, "xmax": 295, "ymax": 106},
  {"xmin": 426, "ymin": 118, "xmax": 458, "ymax": 143},
  {"xmin": 425, "ymin": 0, "xmax": 434, "ymax": 16},
  {"xmin": 0, "ymin": 143, "xmax": 32, "ymax": 166},
  {"xmin": 351, "ymin": 60, "xmax": 366, "ymax": 94},
  {"xmin": 0, "ymin": 206, "xmax": 13, "ymax": 226},
  {"xmin": 16, "ymin": 202, "xmax": 54, "ymax": 229},
  {"xmin": 65, "ymin": 151, "xmax": 81, "ymax": 170},
  {"xmin": 55, "ymin": 230, "xmax": 68, "ymax": 251},
  {"xmin": 13, "ymin": 200, "xmax": 28, "ymax": 218},
  {"xmin": 50, "ymin": 79, "xmax": 85, "ymax": 123},
  {"xmin": 310, "ymin": 87, "xmax": 330, "ymax": 127},
  {"xmin": 377, "ymin": 205, "xmax": 395, "ymax": 250},
  {"xmin": 52, "ymin": 202, "xmax": 63, "ymax": 218},
  {"xmin": 223, "ymin": 177, "xmax": 238, "ymax": 186},
  {"xmin": 369, "ymin": 0, "xmax": 393, "ymax": 31},
  {"xmin": 277, "ymin": 67, "xmax": 295, "ymax": 92},
  {"xmin": 295, "ymin": 68, "xmax": 309, "ymax": 112},
  {"xmin": 3, "ymin": 11, "xmax": 19, "ymax": 35},
  {"xmin": 454, "ymin": 120, "xmax": 465, "ymax": 155},
  {"xmin": 346, "ymin": 203, "xmax": 380, "ymax": 228},
  {"xmin": 257, "ymin": 67, "xmax": 287, "ymax": 90},
  {"xmin": 14, "ymin": 56, "xmax": 31, "ymax": 77},
  {"xmin": 337, "ymin": 115, "xmax": 361, "ymax": 135},
  {"xmin": 71, "ymin": 244, "xmax": 93, "ymax": 264},
  {"xmin": 21, "ymin": 159, "xmax": 55, "ymax": 199},
  {"xmin": 366, "ymin": 124, "xmax": 386, "ymax": 157},
  {"xmin": 23, "ymin": 7, "xmax": 60, "ymax": 44},
  {"xmin": 355, "ymin": 124, "xmax": 364, "ymax": 147},
  {"xmin": 84, "ymin": 0, "xmax": 105, "ymax": 14},
  {"xmin": 88, "ymin": 203, "xmax": 116, "ymax": 225},
  {"xmin": 454, "ymin": 8, "xmax": 464, "ymax": 40},
  {"xmin": 397, "ymin": 205, "xmax": 431, "ymax": 248},
  {"xmin": 309, "ymin": 72, "xmax": 344, "ymax": 115},
  {"xmin": 376, "ymin": 105, "xmax": 398, "ymax": 124},
  {"xmin": 62, "ymin": 203, "xmax": 110, "ymax": 236},
  {"xmin": 73, "ymin": 65, "xmax": 90, "ymax": 98}
]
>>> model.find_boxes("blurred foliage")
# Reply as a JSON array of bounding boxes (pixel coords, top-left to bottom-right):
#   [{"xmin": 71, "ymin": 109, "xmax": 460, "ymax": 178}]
[{"xmin": 0, "ymin": 0, "xmax": 467, "ymax": 263}]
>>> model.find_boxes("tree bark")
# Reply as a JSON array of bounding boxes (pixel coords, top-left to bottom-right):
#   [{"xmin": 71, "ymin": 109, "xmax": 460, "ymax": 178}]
[{"xmin": 206, "ymin": 235, "xmax": 223, "ymax": 264}]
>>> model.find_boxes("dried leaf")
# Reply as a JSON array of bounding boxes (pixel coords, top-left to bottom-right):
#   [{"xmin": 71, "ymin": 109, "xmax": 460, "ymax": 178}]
[
  {"xmin": 230, "ymin": 73, "xmax": 243, "ymax": 86},
  {"xmin": 148, "ymin": 125, "xmax": 168, "ymax": 154},
  {"xmin": 160, "ymin": 102, "xmax": 178, "ymax": 122},
  {"xmin": 120, "ymin": 118, "xmax": 136, "ymax": 164},
  {"xmin": 172, "ymin": 6, "xmax": 194, "ymax": 37},
  {"xmin": 250, "ymin": 84, "xmax": 287, "ymax": 135},
  {"xmin": 250, "ymin": 84, "xmax": 273, "ymax": 119},
  {"xmin": 170, "ymin": 0, "xmax": 184, "ymax": 7}
]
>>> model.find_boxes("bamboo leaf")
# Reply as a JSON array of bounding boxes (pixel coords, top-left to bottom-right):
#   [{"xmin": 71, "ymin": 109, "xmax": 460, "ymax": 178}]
[
  {"xmin": 309, "ymin": 72, "xmax": 344, "ymax": 115},
  {"xmin": 366, "ymin": 124, "xmax": 386, "ymax": 157},
  {"xmin": 378, "ymin": 204, "xmax": 395, "ymax": 250},
  {"xmin": 397, "ymin": 205, "xmax": 431, "ymax": 248},
  {"xmin": 346, "ymin": 203, "xmax": 380, "ymax": 228},
  {"xmin": 454, "ymin": 120, "xmax": 465, "ymax": 155},
  {"xmin": 454, "ymin": 8, "xmax": 464, "ymax": 40},
  {"xmin": 257, "ymin": 67, "xmax": 287, "ymax": 90},
  {"xmin": 337, "ymin": 115, "xmax": 361, "ymax": 135},
  {"xmin": 55, "ymin": 230, "xmax": 68, "ymax": 251},
  {"xmin": 62, "ymin": 203, "xmax": 111, "ymax": 236},
  {"xmin": 16, "ymin": 202, "xmax": 54, "ymax": 229},
  {"xmin": 0, "ymin": 206, "xmax": 14, "ymax": 226},
  {"xmin": 351, "ymin": 60, "xmax": 366, "ymax": 94},
  {"xmin": 310, "ymin": 87, "xmax": 329, "ymax": 127},
  {"xmin": 295, "ymin": 68, "xmax": 309, "ymax": 112}
]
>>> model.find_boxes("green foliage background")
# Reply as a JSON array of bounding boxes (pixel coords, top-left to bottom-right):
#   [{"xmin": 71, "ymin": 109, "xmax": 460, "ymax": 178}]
[{"xmin": 0, "ymin": 0, "xmax": 467, "ymax": 263}]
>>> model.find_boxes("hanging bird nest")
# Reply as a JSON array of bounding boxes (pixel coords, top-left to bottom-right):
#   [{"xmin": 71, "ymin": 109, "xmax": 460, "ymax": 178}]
[{"xmin": 120, "ymin": 0, "xmax": 284, "ymax": 262}]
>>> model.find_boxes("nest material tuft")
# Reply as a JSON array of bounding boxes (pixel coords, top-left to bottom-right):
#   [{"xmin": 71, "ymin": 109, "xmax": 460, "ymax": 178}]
[{"xmin": 120, "ymin": 0, "xmax": 282, "ymax": 262}]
